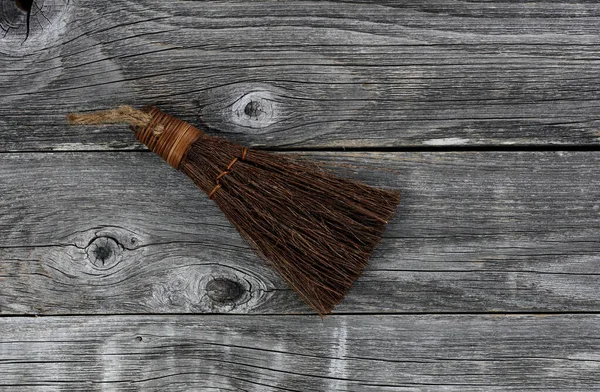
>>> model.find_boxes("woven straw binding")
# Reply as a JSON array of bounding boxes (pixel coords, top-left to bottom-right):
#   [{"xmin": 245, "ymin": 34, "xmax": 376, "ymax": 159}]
[{"xmin": 134, "ymin": 107, "xmax": 202, "ymax": 169}]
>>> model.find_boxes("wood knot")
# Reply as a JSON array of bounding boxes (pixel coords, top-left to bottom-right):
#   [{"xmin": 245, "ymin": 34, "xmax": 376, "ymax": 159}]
[
  {"xmin": 147, "ymin": 262, "xmax": 275, "ymax": 313},
  {"xmin": 15, "ymin": 0, "xmax": 33, "ymax": 12},
  {"xmin": 196, "ymin": 83, "xmax": 289, "ymax": 142},
  {"xmin": 86, "ymin": 237, "xmax": 123, "ymax": 269},
  {"xmin": 206, "ymin": 278, "xmax": 243, "ymax": 304},
  {"xmin": 243, "ymin": 100, "xmax": 264, "ymax": 119},
  {"xmin": 0, "ymin": 0, "xmax": 70, "ymax": 46},
  {"xmin": 232, "ymin": 92, "xmax": 275, "ymax": 127}
]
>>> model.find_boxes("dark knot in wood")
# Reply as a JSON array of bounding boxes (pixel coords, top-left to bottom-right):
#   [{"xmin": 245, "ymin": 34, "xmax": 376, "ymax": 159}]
[
  {"xmin": 15, "ymin": 0, "xmax": 33, "ymax": 13},
  {"xmin": 206, "ymin": 278, "xmax": 244, "ymax": 304},
  {"xmin": 244, "ymin": 100, "xmax": 263, "ymax": 119},
  {"xmin": 1, "ymin": 0, "xmax": 69, "ymax": 46},
  {"xmin": 230, "ymin": 91, "xmax": 276, "ymax": 129},
  {"xmin": 86, "ymin": 236, "xmax": 123, "ymax": 269}
]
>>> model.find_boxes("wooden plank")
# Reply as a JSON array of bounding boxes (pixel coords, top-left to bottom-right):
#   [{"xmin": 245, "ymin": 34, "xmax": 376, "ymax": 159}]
[
  {"xmin": 1, "ymin": 314, "xmax": 599, "ymax": 391},
  {"xmin": 2, "ymin": 1, "xmax": 600, "ymax": 150},
  {"xmin": 1, "ymin": 151, "xmax": 600, "ymax": 314}
]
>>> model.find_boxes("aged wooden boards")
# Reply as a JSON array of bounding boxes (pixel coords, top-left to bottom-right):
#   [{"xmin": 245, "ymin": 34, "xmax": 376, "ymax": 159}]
[
  {"xmin": 2, "ymin": 314, "xmax": 600, "ymax": 391},
  {"xmin": 3, "ymin": 0, "xmax": 600, "ymax": 390},
  {"xmin": 1, "ymin": 151, "xmax": 599, "ymax": 315},
  {"xmin": 2, "ymin": 0, "xmax": 600, "ymax": 150}
]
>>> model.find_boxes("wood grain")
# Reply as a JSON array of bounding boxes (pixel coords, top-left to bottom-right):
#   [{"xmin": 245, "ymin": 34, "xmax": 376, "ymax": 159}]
[
  {"xmin": 2, "ymin": 0, "xmax": 600, "ymax": 150},
  {"xmin": 1, "ymin": 314, "xmax": 599, "ymax": 391},
  {"xmin": 1, "ymin": 151, "xmax": 599, "ymax": 315},
  {"xmin": 2, "ymin": 1, "xmax": 600, "ymax": 388}
]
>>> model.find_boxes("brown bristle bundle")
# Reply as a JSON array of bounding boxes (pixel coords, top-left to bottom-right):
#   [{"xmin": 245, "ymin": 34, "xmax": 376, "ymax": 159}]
[
  {"xmin": 180, "ymin": 136, "xmax": 400, "ymax": 315},
  {"xmin": 67, "ymin": 105, "xmax": 400, "ymax": 315}
]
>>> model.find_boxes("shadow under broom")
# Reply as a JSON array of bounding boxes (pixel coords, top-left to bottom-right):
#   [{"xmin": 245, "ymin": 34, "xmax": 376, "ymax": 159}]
[{"xmin": 68, "ymin": 106, "xmax": 400, "ymax": 315}]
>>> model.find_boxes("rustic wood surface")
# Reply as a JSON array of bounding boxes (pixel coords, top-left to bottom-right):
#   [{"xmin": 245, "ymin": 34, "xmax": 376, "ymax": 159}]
[
  {"xmin": 2, "ymin": 0, "xmax": 600, "ymax": 390},
  {"xmin": 3, "ymin": 314, "xmax": 600, "ymax": 391},
  {"xmin": 1, "ymin": 151, "xmax": 600, "ymax": 315},
  {"xmin": 2, "ymin": 0, "xmax": 600, "ymax": 150}
]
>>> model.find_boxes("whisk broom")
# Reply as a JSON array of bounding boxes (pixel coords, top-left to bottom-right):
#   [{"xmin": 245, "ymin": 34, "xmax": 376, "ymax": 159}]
[{"xmin": 68, "ymin": 106, "xmax": 400, "ymax": 314}]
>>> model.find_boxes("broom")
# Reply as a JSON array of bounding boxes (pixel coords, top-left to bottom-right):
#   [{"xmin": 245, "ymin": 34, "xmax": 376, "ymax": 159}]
[{"xmin": 67, "ymin": 106, "xmax": 400, "ymax": 314}]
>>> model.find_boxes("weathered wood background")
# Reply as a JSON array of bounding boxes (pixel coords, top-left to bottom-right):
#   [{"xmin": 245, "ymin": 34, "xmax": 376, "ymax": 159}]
[{"xmin": 1, "ymin": 0, "xmax": 600, "ymax": 390}]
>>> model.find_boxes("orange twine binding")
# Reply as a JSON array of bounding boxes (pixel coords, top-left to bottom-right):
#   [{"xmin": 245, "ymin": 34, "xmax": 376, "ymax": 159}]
[
  {"xmin": 208, "ymin": 147, "xmax": 248, "ymax": 199},
  {"xmin": 208, "ymin": 147, "xmax": 248, "ymax": 200},
  {"xmin": 135, "ymin": 107, "xmax": 203, "ymax": 170},
  {"xmin": 134, "ymin": 107, "xmax": 249, "ymax": 200}
]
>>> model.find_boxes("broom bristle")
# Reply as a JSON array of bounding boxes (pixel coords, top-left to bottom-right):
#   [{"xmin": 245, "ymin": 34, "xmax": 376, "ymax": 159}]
[{"xmin": 180, "ymin": 136, "xmax": 400, "ymax": 315}]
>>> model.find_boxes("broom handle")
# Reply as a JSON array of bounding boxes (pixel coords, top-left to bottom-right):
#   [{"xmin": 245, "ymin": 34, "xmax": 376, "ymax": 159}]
[{"xmin": 68, "ymin": 106, "xmax": 204, "ymax": 170}]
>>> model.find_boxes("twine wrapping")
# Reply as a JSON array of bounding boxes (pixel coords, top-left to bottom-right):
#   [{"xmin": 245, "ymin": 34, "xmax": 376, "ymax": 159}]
[
  {"xmin": 134, "ymin": 107, "xmax": 203, "ymax": 170},
  {"xmin": 68, "ymin": 106, "xmax": 203, "ymax": 170},
  {"xmin": 208, "ymin": 147, "xmax": 248, "ymax": 199}
]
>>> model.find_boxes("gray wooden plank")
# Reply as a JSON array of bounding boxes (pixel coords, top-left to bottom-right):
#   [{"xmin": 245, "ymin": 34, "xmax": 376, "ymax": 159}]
[
  {"xmin": 2, "ymin": 1, "xmax": 600, "ymax": 150},
  {"xmin": 1, "ymin": 314, "xmax": 600, "ymax": 391},
  {"xmin": 1, "ymin": 151, "xmax": 600, "ymax": 314}
]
